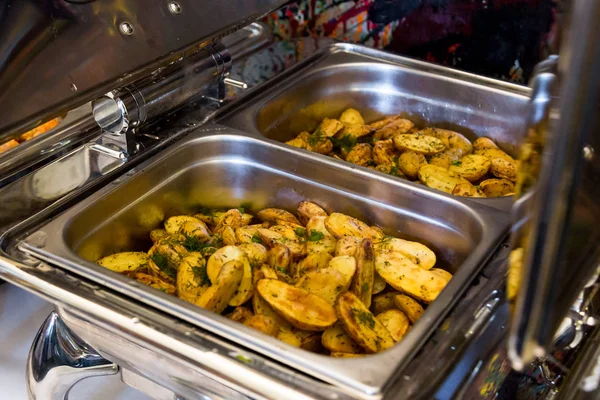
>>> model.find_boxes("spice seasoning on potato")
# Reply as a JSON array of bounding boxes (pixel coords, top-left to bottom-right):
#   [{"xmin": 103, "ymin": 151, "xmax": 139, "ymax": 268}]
[
  {"xmin": 393, "ymin": 134, "xmax": 446, "ymax": 156},
  {"xmin": 479, "ymin": 178, "xmax": 515, "ymax": 197},
  {"xmin": 394, "ymin": 294, "xmax": 425, "ymax": 324},
  {"xmin": 376, "ymin": 309, "xmax": 410, "ymax": 342}
]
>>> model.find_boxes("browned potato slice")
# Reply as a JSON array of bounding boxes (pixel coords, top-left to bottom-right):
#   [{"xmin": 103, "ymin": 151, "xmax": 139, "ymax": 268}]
[
  {"xmin": 266, "ymin": 244, "xmax": 292, "ymax": 275},
  {"xmin": 428, "ymin": 149, "xmax": 463, "ymax": 169},
  {"xmin": 221, "ymin": 226, "xmax": 238, "ymax": 246},
  {"xmin": 339, "ymin": 108, "xmax": 365, "ymax": 125},
  {"xmin": 346, "ymin": 143, "xmax": 373, "ymax": 167},
  {"xmin": 376, "ymin": 309, "xmax": 409, "ymax": 341},
  {"xmin": 479, "ymin": 178, "xmax": 515, "ymax": 197},
  {"xmin": 181, "ymin": 220, "xmax": 211, "ymax": 241},
  {"xmin": 243, "ymin": 315, "xmax": 280, "ymax": 337},
  {"xmin": 98, "ymin": 251, "xmax": 148, "ymax": 273},
  {"xmin": 177, "ymin": 252, "xmax": 210, "ymax": 303},
  {"xmin": 306, "ymin": 215, "xmax": 333, "ymax": 237},
  {"xmin": 369, "ymin": 115, "xmax": 401, "ymax": 130},
  {"xmin": 239, "ymin": 243, "xmax": 268, "ymax": 268},
  {"xmin": 164, "ymin": 215, "xmax": 201, "ymax": 234},
  {"xmin": 257, "ymin": 229, "xmax": 306, "ymax": 258},
  {"xmin": 335, "ymin": 292, "xmax": 395, "ymax": 353},
  {"xmin": 257, "ymin": 208, "xmax": 301, "ymax": 225},
  {"xmin": 197, "ymin": 260, "xmax": 244, "ymax": 313},
  {"xmin": 206, "ymin": 246, "xmax": 253, "ymax": 306},
  {"xmin": 296, "ymin": 255, "xmax": 356, "ymax": 305},
  {"xmin": 372, "ymin": 118, "xmax": 415, "ymax": 140},
  {"xmin": 269, "ymin": 225, "xmax": 300, "ymax": 241},
  {"xmin": 306, "ymin": 134, "xmax": 334, "ymax": 154},
  {"xmin": 418, "ymin": 164, "xmax": 471, "ymax": 193},
  {"xmin": 507, "ymin": 248, "xmax": 524, "ymax": 302},
  {"xmin": 193, "ymin": 210, "xmax": 224, "ymax": 226},
  {"xmin": 372, "ymin": 139, "xmax": 399, "ymax": 165},
  {"xmin": 375, "ymin": 163, "xmax": 406, "ymax": 178},
  {"xmin": 374, "ymin": 237, "xmax": 436, "ymax": 270},
  {"xmin": 350, "ymin": 239, "xmax": 375, "ymax": 308},
  {"xmin": 330, "ymin": 352, "xmax": 365, "ymax": 358},
  {"xmin": 370, "ymin": 226, "xmax": 385, "ymax": 240},
  {"xmin": 277, "ymin": 331, "xmax": 302, "ymax": 347},
  {"xmin": 214, "ymin": 209, "xmax": 243, "ymax": 234},
  {"xmin": 150, "ymin": 229, "xmax": 168, "ymax": 244},
  {"xmin": 235, "ymin": 225, "xmax": 260, "ymax": 244},
  {"xmin": 429, "ymin": 268, "xmax": 453, "ymax": 283},
  {"xmin": 448, "ymin": 154, "xmax": 491, "ymax": 182},
  {"xmin": 325, "ymin": 213, "xmax": 374, "ymax": 240},
  {"xmin": 398, "ymin": 151, "xmax": 427, "ymax": 180},
  {"xmin": 226, "ymin": 306, "xmax": 253, "ymax": 323},
  {"xmin": 490, "ymin": 157, "xmax": 518, "ymax": 181},
  {"xmin": 335, "ymin": 236, "xmax": 360, "ymax": 257},
  {"xmin": 305, "ymin": 215, "xmax": 337, "ymax": 254},
  {"xmin": 299, "ymin": 332, "xmax": 324, "ymax": 353},
  {"xmin": 394, "ymin": 294, "xmax": 424, "ymax": 324},
  {"xmin": 253, "ymin": 284, "xmax": 293, "ymax": 331},
  {"xmin": 148, "ymin": 236, "xmax": 187, "ymax": 281},
  {"xmin": 135, "ymin": 273, "xmax": 176, "ymax": 294},
  {"xmin": 373, "ymin": 273, "xmax": 387, "ymax": 294},
  {"xmin": 337, "ymin": 124, "xmax": 373, "ymax": 140},
  {"xmin": 314, "ymin": 118, "xmax": 344, "ymax": 137},
  {"xmin": 307, "ymin": 236, "xmax": 337, "ymax": 255},
  {"xmin": 420, "ymin": 128, "xmax": 473, "ymax": 157},
  {"xmin": 257, "ymin": 279, "xmax": 337, "ymax": 331},
  {"xmin": 295, "ymin": 252, "xmax": 333, "ymax": 279},
  {"xmin": 375, "ymin": 251, "xmax": 449, "ymax": 303},
  {"xmin": 452, "ymin": 183, "xmax": 486, "ymax": 198},
  {"xmin": 371, "ymin": 292, "xmax": 397, "ymax": 314},
  {"xmin": 322, "ymin": 322, "xmax": 362, "ymax": 353},
  {"xmin": 475, "ymin": 147, "xmax": 514, "ymax": 161},
  {"xmin": 297, "ymin": 201, "xmax": 328, "ymax": 225},
  {"xmin": 393, "ymin": 134, "xmax": 445, "ymax": 156},
  {"xmin": 473, "ymin": 137, "xmax": 498, "ymax": 152}
]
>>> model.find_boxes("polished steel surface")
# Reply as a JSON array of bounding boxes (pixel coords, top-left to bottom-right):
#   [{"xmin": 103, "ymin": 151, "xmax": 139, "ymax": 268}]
[
  {"xmin": 27, "ymin": 311, "xmax": 118, "ymax": 400},
  {"xmin": 219, "ymin": 43, "xmax": 530, "ymax": 208},
  {"xmin": 508, "ymin": 0, "xmax": 600, "ymax": 369},
  {"xmin": 14, "ymin": 127, "xmax": 509, "ymax": 397},
  {"xmin": 0, "ymin": 0, "xmax": 288, "ymax": 140}
]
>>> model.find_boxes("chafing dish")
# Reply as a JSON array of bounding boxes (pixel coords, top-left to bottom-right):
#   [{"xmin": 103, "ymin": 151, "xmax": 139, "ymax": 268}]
[{"xmin": 0, "ymin": 0, "xmax": 599, "ymax": 399}]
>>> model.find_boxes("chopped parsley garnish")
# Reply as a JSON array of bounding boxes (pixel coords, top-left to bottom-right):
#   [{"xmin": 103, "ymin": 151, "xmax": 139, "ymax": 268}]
[
  {"xmin": 332, "ymin": 135, "xmax": 357, "ymax": 152},
  {"xmin": 451, "ymin": 160, "xmax": 462, "ymax": 166},
  {"xmin": 308, "ymin": 229, "xmax": 324, "ymax": 242},
  {"xmin": 237, "ymin": 207, "xmax": 246, "ymax": 214},
  {"xmin": 276, "ymin": 266, "xmax": 288, "ymax": 274},
  {"xmin": 251, "ymin": 234, "xmax": 263, "ymax": 244},
  {"xmin": 294, "ymin": 227, "xmax": 306, "ymax": 237},
  {"xmin": 351, "ymin": 307, "xmax": 375, "ymax": 328},
  {"xmin": 182, "ymin": 234, "xmax": 212, "ymax": 252},
  {"xmin": 307, "ymin": 131, "xmax": 325, "ymax": 147},
  {"xmin": 365, "ymin": 159, "xmax": 377, "ymax": 167},
  {"xmin": 151, "ymin": 253, "xmax": 176, "ymax": 279},
  {"xmin": 389, "ymin": 165, "xmax": 402, "ymax": 177},
  {"xmin": 362, "ymin": 282, "xmax": 369, "ymax": 293},
  {"xmin": 191, "ymin": 264, "xmax": 211, "ymax": 286}
]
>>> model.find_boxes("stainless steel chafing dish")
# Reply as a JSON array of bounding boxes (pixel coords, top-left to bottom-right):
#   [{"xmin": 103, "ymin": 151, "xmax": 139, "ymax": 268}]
[{"xmin": 0, "ymin": 1, "xmax": 598, "ymax": 399}]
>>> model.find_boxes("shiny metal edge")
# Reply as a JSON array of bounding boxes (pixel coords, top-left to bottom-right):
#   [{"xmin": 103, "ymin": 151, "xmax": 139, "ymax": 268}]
[{"xmin": 10, "ymin": 127, "xmax": 510, "ymax": 397}]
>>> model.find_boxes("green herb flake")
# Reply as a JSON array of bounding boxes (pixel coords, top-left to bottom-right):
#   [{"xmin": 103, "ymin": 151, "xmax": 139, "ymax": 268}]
[
  {"xmin": 191, "ymin": 264, "xmax": 211, "ymax": 286},
  {"xmin": 276, "ymin": 266, "xmax": 288, "ymax": 275},
  {"xmin": 294, "ymin": 227, "xmax": 306, "ymax": 237},
  {"xmin": 351, "ymin": 307, "xmax": 375, "ymax": 329},
  {"xmin": 150, "ymin": 253, "xmax": 176, "ymax": 280},
  {"xmin": 365, "ymin": 159, "xmax": 377, "ymax": 167},
  {"xmin": 451, "ymin": 160, "xmax": 462, "ymax": 166},
  {"xmin": 362, "ymin": 282, "xmax": 369, "ymax": 293},
  {"xmin": 308, "ymin": 229, "xmax": 325, "ymax": 242},
  {"xmin": 237, "ymin": 207, "xmax": 246, "ymax": 214},
  {"xmin": 251, "ymin": 234, "xmax": 263, "ymax": 244},
  {"xmin": 332, "ymin": 135, "xmax": 357, "ymax": 153}
]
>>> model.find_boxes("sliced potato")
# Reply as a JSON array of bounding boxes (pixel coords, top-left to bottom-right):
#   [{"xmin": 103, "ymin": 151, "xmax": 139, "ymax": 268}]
[
  {"xmin": 306, "ymin": 237, "xmax": 337, "ymax": 255},
  {"xmin": 295, "ymin": 252, "xmax": 333, "ymax": 278},
  {"xmin": 285, "ymin": 132, "xmax": 309, "ymax": 149},
  {"xmin": 418, "ymin": 164, "xmax": 471, "ymax": 194},
  {"xmin": 257, "ymin": 279, "xmax": 337, "ymax": 331},
  {"xmin": 269, "ymin": 225, "xmax": 300, "ymax": 241},
  {"xmin": 297, "ymin": 201, "xmax": 328, "ymax": 225},
  {"xmin": 148, "ymin": 237, "xmax": 187, "ymax": 281},
  {"xmin": 392, "ymin": 134, "xmax": 445, "ymax": 156},
  {"xmin": 150, "ymin": 229, "xmax": 168, "ymax": 244},
  {"xmin": 257, "ymin": 208, "xmax": 300, "ymax": 225},
  {"xmin": 375, "ymin": 251, "xmax": 449, "ymax": 303},
  {"xmin": 235, "ymin": 225, "xmax": 260, "ymax": 244},
  {"xmin": 330, "ymin": 352, "xmax": 365, "ymax": 358},
  {"xmin": 373, "ymin": 273, "xmax": 387, "ymax": 294},
  {"xmin": 448, "ymin": 154, "xmax": 491, "ymax": 182},
  {"xmin": 372, "ymin": 118, "xmax": 415, "ymax": 140},
  {"xmin": 350, "ymin": 239, "xmax": 375, "ymax": 308},
  {"xmin": 221, "ymin": 226, "xmax": 238, "ymax": 246},
  {"xmin": 164, "ymin": 215, "xmax": 201, "ymax": 235},
  {"xmin": 394, "ymin": 294, "xmax": 424, "ymax": 324},
  {"xmin": 338, "ymin": 124, "xmax": 372, "ymax": 139},
  {"xmin": 206, "ymin": 246, "xmax": 253, "ymax": 306},
  {"xmin": 374, "ymin": 237, "xmax": 436, "ymax": 270},
  {"xmin": 226, "ymin": 306, "xmax": 253, "ymax": 323},
  {"xmin": 472, "ymin": 137, "xmax": 498, "ymax": 152},
  {"xmin": 429, "ymin": 268, "xmax": 453, "ymax": 283},
  {"xmin": 239, "ymin": 243, "xmax": 268, "ymax": 268},
  {"xmin": 376, "ymin": 309, "xmax": 410, "ymax": 341},
  {"xmin": 325, "ymin": 213, "xmax": 373, "ymax": 240},
  {"xmin": 243, "ymin": 315, "xmax": 280, "ymax": 337},
  {"xmin": 452, "ymin": 182, "xmax": 486, "ymax": 198},
  {"xmin": 322, "ymin": 323, "xmax": 362, "ymax": 353},
  {"xmin": 339, "ymin": 108, "xmax": 365, "ymax": 125},
  {"xmin": 181, "ymin": 220, "xmax": 211, "ymax": 241},
  {"xmin": 266, "ymin": 245, "xmax": 292, "ymax": 275},
  {"xmin": 372, "ymin": 139, "xmax": 399, "ymax": 166},
  {"xmin": 214, "ymin": 209, "xmax": 243, "ymax": 234},
  {"xmin": 307, "ymin": 133, "xmax": 334, "ymax": 155},
  {"xmin": 420, "ymin": 128, "xmax": 472, "ymax": 157},
  {"xmin": 135, "ymin": 273, "xmax": 176, "ymax": 294},
  {"xmin": 177, "ymin": 253, "xmax": 211, "ymax": 303},
  {"xmin": 196, "ymin": 260, "xmax": 244, "ymax": 313},
  {"xmin": 490, "ymin": 157, "xmax": 518, "ymax": 181},
  {"xmin": 370, "ymin": 226, "xmax": 385, "ymax": 241},
  {"xmin": 296, "ymin": 255, "xmax": 356, "ymax": 305},
  {"xmin": 335, "ymin": 236, "xmax": 360, "ymax": 257},
  {"xmin": 375, "ymin": 163, "xmax": 406, "ymax": 178},
  {"xmin": 97, "ymin": 251, "xmax": 148, "ymax": 273},
  {"xmin": 299, "ymin": 332, "xmax": 324, "ymax": 353},
  {"xmin": 398, "ymin": 151, "xmax": 427, "ymax": 180},
  {"xmin": 371, "ymin": 292, "xmax": 397, "ymax": 315},
  {"xmin": 479, "ymin": 178, "xmax": 515, "ymax": 197},
  {"xmin": 314, "ymin": 118, "xmax": 344, "ymax": 137},
  {"xmin": 257, "ymin": 228, "xmax": 306, "ymax": 258},
  {"xmin": 475, "ymin": 147, "xmax": 514, "ymax": 162},
  {"xmin": 306, "ymin": 215, "xmax": 333, "ymax": 237},
  {"xmin": 277, "ymin": 331, "xmax": 302, "ymax": 347},
  {"xmin": 335, "ymin": 292, "xmax": 395, "ymax": 353},
  {"xmin": 252, "ymin": 285, "xmax": 293, "ymax": 331},
  {"xmin": 346, "ymin": 143, "xmax": 373, "ymax": 167},
  {"xmin": 428, "ymin": 149, "xmax": 463, "ymax": 169}
]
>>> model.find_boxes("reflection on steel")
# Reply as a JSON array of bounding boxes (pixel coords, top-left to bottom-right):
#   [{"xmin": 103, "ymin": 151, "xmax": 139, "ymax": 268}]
[
  {"xmin": 26, "ymin": 312, "xmax": 118, "ymax": 400},
  {"xmin": 0, "ymin": 0, "xmax": 288, "ymax": 140}
]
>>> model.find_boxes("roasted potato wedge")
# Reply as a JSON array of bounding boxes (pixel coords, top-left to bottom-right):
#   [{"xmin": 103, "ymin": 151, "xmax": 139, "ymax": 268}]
[
  {"xmin": 214, "ymin": 209, "xmax": 244, "ymax": 234},
  {"xmin": 335, "ymin": 236, "xmax": 360, "ymax": 257},
  {"xmin": 253, "ymin": 286, "xmax": 293, "ymax": 331},
  {"xmin": 350, "ymin": 239, "xmax": 375, "ymax": 308},
  {"xmin": 371, "ymin": 292, "xmax": 397, "ymax": 315},
  {"xmin": 376, "ymin": 309, "xmax": 410, "ymax": 342},
  {"xmin": 150, "ymin": 229, "xmax": 168, "ymax": 244},
  {"xmin": 372, "ymin": 118, "xmax": 415, "ymax": 140},
  {"xmin": 338, "ymin": 124, "xmax": 372, "ymax": 140},
  {"xmin": 226, "ymin": 306, "xmax": 253, "ymax": 323},
  {"xmin": 297, "ymin": 201, "xmax": 328, "ymax": 225},
  {"xmin": 448, "ymin": 154, "xmax": 491, "ymax": 182},
  {"xmin": 206, "ymin": 246, "xmax": 253, "ymax": 306},
  {"xmin": 339, "ymin": 108, "xmax": 365, "ymax": 125},
  {"xmin": 181, "ymin": 220, "xmax": 211, "ymax": 241},
  {"xmin": 490, "ymin": 157, "xmax": 518, "ymax": 181},
  {"xmin": 375, "ymin": 251, "xmax": 450, "ymax": 303},
  {"xmin": 374, "ymin": 237, "xmax": 436, "ymax": 270},
  {"xmin": 372, "ymin": 139, "xmax": 399, "ymax": 166},
  {"xmin": 325, "ymin": 213, "xmax": 373, "ymax": 240},
  {"xmin": 235, "ymin": 225, "xmax": 260, "ymax": 244},
  {"xmin": 346, "ymin": 143, "xmax": 373, "ymax": 167},
  {"xmin": 394, "ymin": 294, "xmax": 424, "ymax": 324},
  {"xmin": 286, "ymin": 131, "xmax": 310, "ymax": 149},
  {"xmin": 475, "ymin": 147, "xmax": 514, "ymax": 162},
  {"xmin": 257, "ymin": 228, "xmax": 306, "ymax": 258},
  {"xmin": 373, "ymin": 273, "xmax": 387, "ymax": 294},
  {"xmin": 370, "ymin": 226, "xmax": 385, "ymax": 240},
  {"xmin": 257, "ymin": 279, "xmax": 337, "ymax": 331},
  {"xmin": 322, "ymin": 322, "xmax": 362, "ymax": 353},
  {"xmin": 418, "ymin": 164, "xmax": 471, "ymax": 194},
  {"xmin": 221, "ymin": 226, "xmax": 238, "ymax": 246},
  {"xmin": 257, "ymin": 208, "xmax": 300, "ymax": 225},
  {"xmin": 277, "ymin": 331, "xmax": 302, "ymax": 347},
  {"xmin": 177, "ymin": 253, "xmax": 211, "ymax": 303},
  {"xmin": 164, "ymin": 215, "xmax": 201, "ymax": 235},
  {"xmin": 335, "ymin": 292, "xmax": 395, "ymax": 353},
  {"xmin": 430, "ymin": 268, "xmax": 453, "ymax": 283},
  {"xmin": 393, "ymin": 134, "xmax": 445, "ymax": 156},
  {"xmin": 266, "ymin": 245, "xmax": 292, "ymax": 275},
  {"xmin": 194, "ymin": 210, "xmax": 254, "ymax": 227},
  {"xmin": 97, "ymin": 251, "xmax": 148, "ymax": 273},
  {"xmin": 428, "ymin": 149, "xmax": 463, "ymax": 169},
  {"xmin": 479, "ymin": 178, "xmax": 515, "ymax": 197},
  {"xmin": 452, "ymin": 182, "xmax": 486, "ymax": 198},
  {"xmin": 314, "ymin": 118, "xmax": 344, "ymax": 137},
  {"xmin": 239, "ymin": 243, "xmax": 268, "ymax": 268},
  {"xmin": 398, "ymin": 151, "xmax": 427, "ymax": 180},
  {"xmin": 243, "ymin": 315, "xmax": 280, "ymax": 337},
  {"xmin": 299, "ymin": 332, "xmax": 324, "ymax": 353},
  {"xmin": 420, "ymin": 128, "xmax": 472, "ymax": 157},
  {"xmin": 472, "ymin": 137, "xmax": 498, "ymax": 152},
  {"xmin": 135, "ymin": 273, "xmax": 176, "ymax": 294},
  {"xmin": 296, "ymin": 255, "xmax": 356, "ymax": 305},
  {"xmin": 196, "ymin": 260, "xmax": 244, "ymax": 313},
  {"xmin": 295, "ymin": 252, "xmax": 333, "ymax": 278}
]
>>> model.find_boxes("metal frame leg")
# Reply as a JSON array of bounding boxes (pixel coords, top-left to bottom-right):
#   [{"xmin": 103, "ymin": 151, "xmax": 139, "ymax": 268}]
[{"xmin": 26, "ymin": 311, "xmax": 118, "ymax": 400}]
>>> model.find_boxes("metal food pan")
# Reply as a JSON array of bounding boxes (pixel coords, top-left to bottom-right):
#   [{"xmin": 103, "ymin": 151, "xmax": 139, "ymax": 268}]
[
  {"xmin": 219, "ymin": 43, "xmax": 530, "ymax": 207},
  {"xmin": 18, "ymin": 128, "xmax": 508, "ymax": 398}
]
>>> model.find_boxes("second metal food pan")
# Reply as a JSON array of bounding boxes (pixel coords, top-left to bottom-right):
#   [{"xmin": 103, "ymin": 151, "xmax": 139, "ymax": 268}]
[
  {"xmin": 219, "ymin": 42, "xmax": 531, "ymax": 206},
  {"xmin": 17, "ymin": 127, "xmax": 508, "ymax": 398}
]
